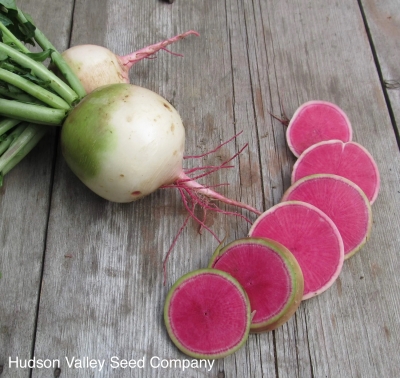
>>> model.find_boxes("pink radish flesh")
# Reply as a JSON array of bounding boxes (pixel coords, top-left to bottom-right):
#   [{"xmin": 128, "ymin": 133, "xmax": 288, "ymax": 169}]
[
  {"xmin": 209, "ymin": 238, "xmax": 304, "ymax": 330},
  {"xmin": 286, "ymin": 101, "xmax": 352, "ymax": 157},
  {"xmin": 249, "ymin": 201, "xmax": 344, "ymax": 299},
  {"xmin": 164, "ymin": 269, "xmax": 251, "ymax": 359},
  {"xmin": 292, "ymin": 140, "xmax": 380, "ymax": 204},
  {"xmin": 282, "ymin": 174, "xmax": 372, "ymax": 259}
]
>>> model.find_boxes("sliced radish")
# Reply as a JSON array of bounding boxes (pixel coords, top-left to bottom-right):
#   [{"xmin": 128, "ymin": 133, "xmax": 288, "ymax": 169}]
[
  {"xmin": 249, "ymin": 201, "xmax": 344, "ymax": 300},
  {"xmin": 286, "ymin": 101, "xmax": 352, "ymax": 157},
  {"xmin": 209, "ymin": 237, "xmax": 304, "ymax": 331},
  {"xmin": 292, "ymin": 140, "xmax": 380, "ymax": 204},
  {"xmin": 164, "ymin": 269, "xmax": 251, "ymax": 359},
  {"xmin": 282, "ymin": 174, "xmax": 372, "ymax": 259}
]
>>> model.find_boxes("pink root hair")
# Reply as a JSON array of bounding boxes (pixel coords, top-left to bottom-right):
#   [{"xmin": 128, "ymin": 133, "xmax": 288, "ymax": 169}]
[
  {"xmin": 184, "ymin": 131, "xmax": 244, "ymax": 159},
  {"xmin": 161, "ymin": 133, "xmax": 262, "ymax": 284},
  {"xmin": 268, "ymin": 92, "xmax": 290, "ymax": 126},
  {"xmin": 119, "ymin": 30, "xmax": 200, "ymax": 69}
]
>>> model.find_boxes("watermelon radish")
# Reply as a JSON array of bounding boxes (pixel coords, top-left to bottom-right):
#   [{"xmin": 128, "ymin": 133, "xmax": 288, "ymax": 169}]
[
  {"xmin": 286, "ymin": 101, "xmax": 353, "ymax": 157},
  {"xmin": 282, "ymin": 174, "xmax": 372, "ymax": 259},
  {"xmin": 249, "ymin": 202, "xmax": 344, "ymax": 299},
  {"xmin": 292, "ymin": 140, "xmax": 380, "ymax": 204},
  {"xmin": 164, "ymin": 269, "xmax": 251, "ymax": 359},
  {"xmin": 208, "ymin": 237, "xmax": 304, "ymax": 331}
]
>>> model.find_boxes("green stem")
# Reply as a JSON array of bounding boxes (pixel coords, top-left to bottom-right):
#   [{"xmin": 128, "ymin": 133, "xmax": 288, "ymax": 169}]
[
  {"xmin": 1, "ymin": 125, "xmax": 49, "ymax": 176},
  {"xmin": 17, "ymin": 9, "xmax": 87, "ymax": 100},
  {"xmin": 0, "ymin": 87, "xmax": 43, "ymax": 104},
  {"xmin": 0, "ymin": 118, "xmax": 21, "ymax": 137},
  {"xmin": 0, "ymin": 98, "xmax": 67, "ymax": 125},
  {"xmin": 0, "ymin": 123, "xmax": 26, "ymax": 155},
  {"xmin": 0, "ymin": 68, "xmax": 70, "ymax": 109},
  {"xmin": 0, "ymin": 123, "xmax": 47, "ymax": 173},
  {"xmin": 0, "ymin": 42, "xmax": 79, "ymax": 105},
  {"xmin": 0, "ymin": 22, "xmax": 30, "ymax": 53},
  {"xmin": 0, "ymin": 61, "xmax": 26, "ymax": 74}
]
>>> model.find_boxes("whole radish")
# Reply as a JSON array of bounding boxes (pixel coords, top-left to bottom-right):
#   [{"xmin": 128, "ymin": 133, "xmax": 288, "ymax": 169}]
[
  {"xmin": 1, "ymin": 3, "xmax": 260, "ymax": 263},
  {"xmin": 61, "ymin": 83, "xmax": 184, "ymax": 201},
  {"xmin": 2, "ymin": 6, "xmax": 258, "ymax": 220},
  {"xmin": 61, "ymin": 83, "xmax": 261, "ymax": 215},
  {"xmin": 61, "ymin": 31, "xmax": 199, "ymax": 93}
]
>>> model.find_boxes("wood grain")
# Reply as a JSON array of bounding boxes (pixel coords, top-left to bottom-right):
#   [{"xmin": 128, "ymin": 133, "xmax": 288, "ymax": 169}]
[
  {"xmin": 360, "ymin": 0, "xmax": 400, "ymax": 138},
  {"xmin": 0, "ymin": 1, "xmax": 74, "ymax": 377},
  {"xmin": 251, "ymin": 1, "xmax": 400, "ymax": 377},
  {"xmin": 1, "ymin": 0, "xmax": 399, "ymax": 377}
]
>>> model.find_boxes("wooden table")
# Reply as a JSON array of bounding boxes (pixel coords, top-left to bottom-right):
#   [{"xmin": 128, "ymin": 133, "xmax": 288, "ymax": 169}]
[{"xmin": 1, "ymin": 0, "xmax": 400, "ymax": 377}]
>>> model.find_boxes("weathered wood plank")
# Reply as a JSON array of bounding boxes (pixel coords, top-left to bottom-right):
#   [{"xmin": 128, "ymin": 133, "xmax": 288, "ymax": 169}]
[
  {"xmin": 13, "ymin": 0, "xmax": 400, "ymax": 378},
  {"xmin": 246, "ymin": 0, "xmax": 400, "ymax": 377},
  {"xmin": 33, "ymin": 0, "xmax": 263, "ymax": 377},
  {"xmin": 360, "ymin": 0, "xmax": 400, "ymax": 140},
  {"xmin": 0, "ymin": 1, "xmax": 74, "ymax": 377}
]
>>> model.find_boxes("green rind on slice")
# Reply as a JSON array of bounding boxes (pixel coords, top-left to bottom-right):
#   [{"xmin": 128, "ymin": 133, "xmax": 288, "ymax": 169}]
[
  {"xmin": 209, "ymin": 238, "xmax": 304, "ymax": 332},
  {"xmin": 207, "ymin": 239, "xmax": 226, "ymax": 268},
  {"xmin": 249, "ymin": 201, "xmax": 344, "ymax": 299},
  {"xmin": 164, "ymin": 268, "xmax": 251, "ymax": 360}
]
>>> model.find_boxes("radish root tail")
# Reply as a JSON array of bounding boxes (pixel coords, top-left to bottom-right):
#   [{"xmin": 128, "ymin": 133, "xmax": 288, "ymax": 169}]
[
  {"xmin": 119, "ymin": 30, "xmax": 200, "ymax": 69},
  {"xmin": 162, "ymin": 134, "xmax": 262, "ymax": 284}
]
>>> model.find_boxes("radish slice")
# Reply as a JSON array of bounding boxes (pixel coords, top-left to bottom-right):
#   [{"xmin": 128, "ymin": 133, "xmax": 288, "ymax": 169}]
[
  {"xmin": 209, "ymin": 237, "xmax": 304, "ymax": 331},
  {"xmin": 164, "ymin": 269, "xmax": 251, "ymax": 359},
  {"xmin": 249, "ymin": 201, "xmax": 344, "ymax": 300},
  {"xmin": 292, "ymin": 140, "xmax": 380, "ymax": 204},
  {"xmin": 286, "ymin": 101, "xmax": 352, "ymax": 157},
  {"xmin": 282, "ymin": 174, "xmax": 372, "ymax": 259}
]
